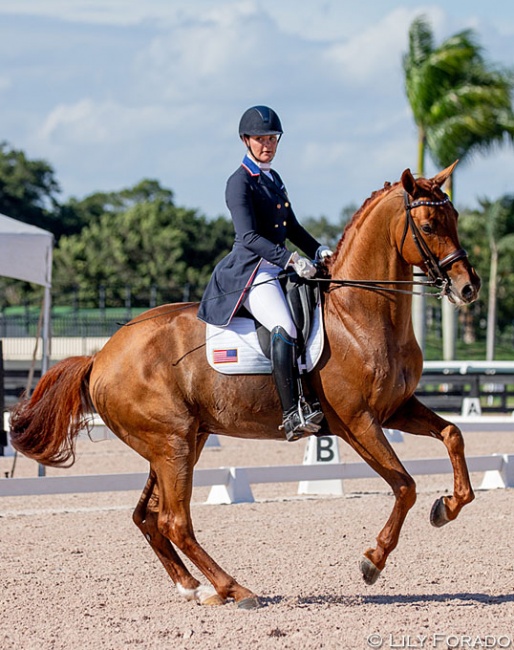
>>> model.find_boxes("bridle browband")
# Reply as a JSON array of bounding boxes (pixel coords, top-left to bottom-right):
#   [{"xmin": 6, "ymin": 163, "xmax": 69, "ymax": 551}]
[{"xmin": 401, "ymin": 191, "xmax": 468, "ymax": 296}]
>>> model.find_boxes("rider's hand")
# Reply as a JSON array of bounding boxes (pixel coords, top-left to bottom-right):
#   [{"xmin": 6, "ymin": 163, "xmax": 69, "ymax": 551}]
[
  {"xmin": 315, "ymin": 245, "xmax": 334, "ymax": 263},
  {"xmin": 288, "ymin": 252, "xmax": 317, "ymax": 279}
]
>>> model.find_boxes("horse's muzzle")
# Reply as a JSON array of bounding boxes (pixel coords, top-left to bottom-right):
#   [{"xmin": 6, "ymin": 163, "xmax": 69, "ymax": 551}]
[{"xmin": 447, "ymin": 265, "xmax": 481, "ymax": 306}]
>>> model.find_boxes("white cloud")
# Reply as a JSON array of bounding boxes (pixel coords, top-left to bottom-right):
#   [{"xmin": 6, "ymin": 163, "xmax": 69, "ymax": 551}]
[
  {"xmin": 322, "ymin": 7, "xmax": 443, "ymax": 87},
  {"xmin": 35, "ymin": 98, "xmax": 195, "ymax": 152},
  {"xmin": 133, "ymin": 3, "xmax": 315, "ymax": 107},
  {"xmin": 1, "ymin": 1, "xmax": 514, "ymax": 220}
]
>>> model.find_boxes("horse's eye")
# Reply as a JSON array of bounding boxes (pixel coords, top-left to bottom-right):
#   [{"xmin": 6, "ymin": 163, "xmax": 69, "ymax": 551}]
[{"xmin": 421, "ymin": 223, "xmax": 432, "ymax": 234}]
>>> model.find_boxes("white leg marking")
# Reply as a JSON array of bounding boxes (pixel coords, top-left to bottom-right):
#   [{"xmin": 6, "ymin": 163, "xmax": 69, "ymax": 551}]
[
  {"xmin": 176, "ymin": 584, "xmax": 198, "ymax": 601},
  {"xmin": 176, "ymin": 583, "xmax": 218, "ymax": 603},
  {"xmin": 195, "ymin": 584, "xmax": 218, "ymax": 604}
]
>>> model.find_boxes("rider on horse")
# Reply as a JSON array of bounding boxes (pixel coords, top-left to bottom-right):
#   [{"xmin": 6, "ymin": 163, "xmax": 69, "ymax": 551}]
[{"xmin": 197, "ymin": 105, "xmax": 333, "ymax": 441}]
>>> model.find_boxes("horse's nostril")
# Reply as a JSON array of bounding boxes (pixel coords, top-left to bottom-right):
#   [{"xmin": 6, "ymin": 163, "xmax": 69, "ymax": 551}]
[{"xmin": 461, "ymin": 284, "xmax": 475, "ymax": 302}]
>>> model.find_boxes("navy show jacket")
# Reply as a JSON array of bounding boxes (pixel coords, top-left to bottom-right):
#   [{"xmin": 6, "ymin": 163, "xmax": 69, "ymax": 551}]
[{"xmin": 197, "ymin": 155, "xmax": 321, "ymax": 327}]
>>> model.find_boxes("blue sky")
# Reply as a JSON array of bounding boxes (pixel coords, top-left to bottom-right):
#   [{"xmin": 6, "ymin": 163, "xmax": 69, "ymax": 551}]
[{"xmin": 1, "ymin": 1, "xmax": 514, "ymax": 222}]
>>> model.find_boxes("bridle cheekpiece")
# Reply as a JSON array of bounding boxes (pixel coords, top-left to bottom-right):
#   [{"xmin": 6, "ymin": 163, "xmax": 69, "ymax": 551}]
[{"xmin": 401, "ymin": 192, "xmax": 468, "ymax": 296}]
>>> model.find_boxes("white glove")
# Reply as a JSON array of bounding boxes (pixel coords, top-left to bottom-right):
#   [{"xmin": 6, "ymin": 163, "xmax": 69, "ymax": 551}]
[
  {"xmin": 288, "ymin": 251, "xmax": 317, "ymax": 279},
  {"xmin": 316, "ymin": 245, "xmax": 334, "ymax": 263}
]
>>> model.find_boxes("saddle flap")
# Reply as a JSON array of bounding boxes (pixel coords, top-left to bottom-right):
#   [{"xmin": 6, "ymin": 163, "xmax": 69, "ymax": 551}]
[
  {"xmin": 285, "ymin": 274, "xmax": 318, "ymax": 348},
  {"xmin": 205, "ymin": 300, "xmax": 324, "ymax": 376}
]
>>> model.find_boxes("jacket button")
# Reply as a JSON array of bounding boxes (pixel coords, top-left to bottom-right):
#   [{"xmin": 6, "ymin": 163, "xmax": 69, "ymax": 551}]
[
  {"xmin": 274, "ymin": 224, "xmax": 279, "ymax": 228},
  {"xmin": 283, "ymin": 220, "xmax": 287, "ymax": 226},
  {"xmin": 276, "ymin": 203, "xmax": 281, "ymax": 209},
  {"xmin": 285, "ymin": 202, "xmax": 290, "ymax": 208}
]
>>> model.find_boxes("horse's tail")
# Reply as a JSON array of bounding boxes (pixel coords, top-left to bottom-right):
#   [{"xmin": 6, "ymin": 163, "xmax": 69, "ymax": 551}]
[{"xmin": 9, "ymin": 355, "xmax": 95, "ymax": 468}]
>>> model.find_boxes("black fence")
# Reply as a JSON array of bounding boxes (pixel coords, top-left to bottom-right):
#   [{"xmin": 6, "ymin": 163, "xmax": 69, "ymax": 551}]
[
  {"xmin": 1, "ymin": 357, "xmax": 513, "ymax": 414},
  {"xmin": 0, "ymin": 314, "xmax": 128, "ymax": 338},
  {"xmin": 417, "ymin": 366, "xmax": 514, "ymax": 413},
  {"xmin": 0, "ymin": 281, "xmax": 198, "ymax": 338}
]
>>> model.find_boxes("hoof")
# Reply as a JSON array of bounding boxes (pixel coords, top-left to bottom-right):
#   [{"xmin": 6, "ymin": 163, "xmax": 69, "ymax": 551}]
[
  {"xmin": 360, "ymin": 557, "xmax": 381, "ymax": 585},
  {"xmin": 237, "ymin": 596, "xmax": 260, "ymax": 610},
  {"xmin": 430, "ymin": 496, "xmax": 450, "ymax": 528},
  {"xmin": 195, "ymin": 585, "xmax": 226, "ymax": 606},
  {"xmin": 200, "ymin": 593, "xmax": 226, "ymax": 606}
]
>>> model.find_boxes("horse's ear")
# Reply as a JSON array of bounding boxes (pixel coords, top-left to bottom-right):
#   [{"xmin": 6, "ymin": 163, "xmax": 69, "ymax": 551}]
[
  {"xmin": 401, "ymin": 168, "xmax": 419, "ymax": 197},
  {"xmin": 432, "ymin": 160, "xmax": 459, "ymax": 188}
]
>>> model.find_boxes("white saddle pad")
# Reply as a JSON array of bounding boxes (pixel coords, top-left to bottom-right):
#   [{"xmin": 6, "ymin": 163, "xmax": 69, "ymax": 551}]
[{"xmin": 206, "ymin": 302, "xmax": 324, "ymax": 375}]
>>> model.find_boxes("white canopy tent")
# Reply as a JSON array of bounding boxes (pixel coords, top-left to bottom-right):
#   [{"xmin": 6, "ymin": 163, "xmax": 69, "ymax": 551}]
[{"xmin": 0, "ymin": 213, "xmax": 54, "ymax": 373}]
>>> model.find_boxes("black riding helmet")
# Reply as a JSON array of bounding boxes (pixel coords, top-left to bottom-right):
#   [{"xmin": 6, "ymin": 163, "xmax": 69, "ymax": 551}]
[{"xmin": 238, "ymin": 105, "xmax": 283, "ymax": 139}]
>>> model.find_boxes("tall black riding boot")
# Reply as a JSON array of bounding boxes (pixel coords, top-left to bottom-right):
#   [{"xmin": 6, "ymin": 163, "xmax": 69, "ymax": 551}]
[{"xmin": 270, "ymin": 326, "xmax": 324, "ymax": 442}]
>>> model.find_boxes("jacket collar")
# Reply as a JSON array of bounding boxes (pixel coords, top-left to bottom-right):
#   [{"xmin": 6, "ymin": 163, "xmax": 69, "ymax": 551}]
[
  {"xmin": 241, "ymin": 154, "xmax": 261, "ymax": 177},
  {"xmin": 241, "ymin": 154, "xmax": 288, "ymax": 199}
]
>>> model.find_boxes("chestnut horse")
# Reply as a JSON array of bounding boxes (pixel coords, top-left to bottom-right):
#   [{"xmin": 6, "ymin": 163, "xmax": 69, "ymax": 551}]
[{"xmin": 10, "ymin": 163, "xmax": 480, "ymax": 609}]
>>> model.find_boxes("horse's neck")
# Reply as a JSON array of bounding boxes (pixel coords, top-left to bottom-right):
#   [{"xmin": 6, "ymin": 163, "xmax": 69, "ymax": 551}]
[
  {"xmin": 326, "ymin": 191, "xmax": 415, "ymax": 335},
  {"xmin": 332, "ymin": 193, "xmax": 410, "ymax": 284}
]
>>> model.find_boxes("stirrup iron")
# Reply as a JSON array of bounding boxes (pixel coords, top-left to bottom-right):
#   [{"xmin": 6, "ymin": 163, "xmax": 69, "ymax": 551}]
[{"xmin": 280, "ymin": 398, "xmax": 323, "ymax": 442}]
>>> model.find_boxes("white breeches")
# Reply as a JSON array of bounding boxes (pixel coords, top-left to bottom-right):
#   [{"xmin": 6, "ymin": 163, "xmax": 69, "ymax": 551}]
[{"xmin": 243, "ymin": 260, "xmax": 297, "ymax": 338}]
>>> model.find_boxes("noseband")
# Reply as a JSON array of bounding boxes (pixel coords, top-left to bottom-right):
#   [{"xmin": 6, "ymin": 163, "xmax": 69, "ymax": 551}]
[{"xmin": 401, "ymin": 192, "xmax": 468, "ymax": 295}]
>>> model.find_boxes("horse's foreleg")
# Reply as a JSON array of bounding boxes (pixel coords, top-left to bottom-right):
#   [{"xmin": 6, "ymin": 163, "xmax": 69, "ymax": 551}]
[
  {"xmin": 345, "ymin": 420, "xmax": 417, "ymax": 584},
  {"xmin": 385, "ymin": 395, "xmax": 474, "ymax": 526},
  {"xmin": 133, "ymin": 472, "xmax": 224, "ymax": 606}
]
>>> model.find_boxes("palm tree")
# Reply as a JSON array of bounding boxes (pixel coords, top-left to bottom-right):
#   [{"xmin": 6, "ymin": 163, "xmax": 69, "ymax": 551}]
[
  {"xmin": 404, "ymin": 17, "xmax": 514, "ymax": 183},
  {"xmin": 427, "ymin": 73, "xmax": 514, "ymax": 199},
  {"xmin": 403, "ymin": 16, "xmax": 514, "ymax": 359}
]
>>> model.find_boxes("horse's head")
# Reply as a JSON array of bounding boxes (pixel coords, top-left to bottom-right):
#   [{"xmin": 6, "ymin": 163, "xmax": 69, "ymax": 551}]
[{"xmin": 398, "ymin": 162, "xmax": 481, "ymax": 306}]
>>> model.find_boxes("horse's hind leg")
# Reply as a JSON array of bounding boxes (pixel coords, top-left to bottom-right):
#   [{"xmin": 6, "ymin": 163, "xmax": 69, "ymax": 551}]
[
  {"xmin": 133, "ymin": 472, "xmax": 224, "ymax": 606},
  {"xmin": 343, "ymin": 418, "xmax": 417, "ymax": 585},
  {"xmin": 152, "ymin": 432, "xmax": 260, "ymax": 609},
  {"xmin": 385, "ymin": 395, "xmax": 474, "ymax": 527}
]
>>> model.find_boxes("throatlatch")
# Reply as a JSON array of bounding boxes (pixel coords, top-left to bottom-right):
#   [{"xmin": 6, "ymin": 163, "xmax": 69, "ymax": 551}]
[{"xmin": 270, "ymin": 326, "xmax": 324, "ymax": 442}]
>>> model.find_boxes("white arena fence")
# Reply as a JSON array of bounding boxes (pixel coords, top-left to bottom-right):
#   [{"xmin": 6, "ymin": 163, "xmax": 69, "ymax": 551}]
[
  {"xmin": 1, "ymin": 337, "xmax": 110, "ymax": 360},
  {"xmin": 2, "ymin": 344, "xmax": 513, "ymax": 501},
  {"xmin": 1, "ymin": 454, "xmax": 513, "ymax": 503},
  {"xmin": 1, "ymin": 414, "xmax": 513, "ymax": 503}
]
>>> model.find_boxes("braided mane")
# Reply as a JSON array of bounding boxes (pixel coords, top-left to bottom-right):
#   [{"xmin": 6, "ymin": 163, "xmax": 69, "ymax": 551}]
[{"xmin": 327, "ymin": 180, "xmax": 400, "ymax": 269}]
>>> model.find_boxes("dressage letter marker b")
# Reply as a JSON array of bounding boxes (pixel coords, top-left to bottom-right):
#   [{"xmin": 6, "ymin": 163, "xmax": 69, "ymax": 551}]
[
  {"xmin": 316, "ymin": 436, "xmax": 335, "ymax": 462},
  {"xmin": 298, "ymin": 435, "xmax": 344, "ymax": 496}
]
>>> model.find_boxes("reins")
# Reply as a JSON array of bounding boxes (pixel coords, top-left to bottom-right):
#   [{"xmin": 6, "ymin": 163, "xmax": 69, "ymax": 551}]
[
  {"xmin": 122, "ymin": 189, "xmax": 468, "ymax": 327},
  {"xmin": 121, "ymin": 272, "xmax": 440, "ymax": 327},
  {"xmin": 314, "ymin": 190, "xmax": 468, "ymax": 298},
  {"xmin": 311, "ymin": 275, "xmax": 440, "ymax": 297}
]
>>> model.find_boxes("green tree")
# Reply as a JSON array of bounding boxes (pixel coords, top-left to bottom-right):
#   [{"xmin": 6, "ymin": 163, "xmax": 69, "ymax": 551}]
[
  {"xmin": 0, "ymin": 141, "xmax": 61, "ymax": 231},
  {"xmin": 480, "ymin": 196, "xmax": 514, "ymax": 359},
  {"xmin": 57, "ymin": 178, "xmax": 176, "ymax": 239},
  {"xmin": 53, "ymin": 191, "xmax": 233, "ymax": 306},
  {"xmin": 301, "ymin": 205, "xmax": 356, "ymax": 251},
  {"xmin": 454, "ymin": 206, "xmax": 489, "ymax": 346}
]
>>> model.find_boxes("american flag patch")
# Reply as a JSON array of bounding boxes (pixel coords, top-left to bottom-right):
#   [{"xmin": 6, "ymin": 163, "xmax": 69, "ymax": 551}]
[{"xmin": 213, "ymin": 348, "xmax": 238, "ymax": 364}]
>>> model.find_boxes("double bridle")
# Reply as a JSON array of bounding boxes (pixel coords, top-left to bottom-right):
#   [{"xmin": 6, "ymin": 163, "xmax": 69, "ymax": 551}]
[
  {"xmin": 401, "ymin": 191, "xmax": 468, "ymax": 296},
  {"xmin": 125, "ymin": 189, "xmax": 473, "ymax": 329}
]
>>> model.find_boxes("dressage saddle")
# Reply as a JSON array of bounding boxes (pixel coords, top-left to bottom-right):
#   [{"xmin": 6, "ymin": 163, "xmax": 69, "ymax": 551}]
[{"xmin": 247, "ymin": 272, "xmax": 320, "ymax": 361}]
